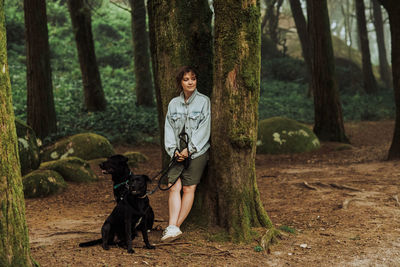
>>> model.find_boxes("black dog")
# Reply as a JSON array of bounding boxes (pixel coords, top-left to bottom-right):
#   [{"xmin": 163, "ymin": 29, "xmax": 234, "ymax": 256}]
[{"xmin": 79, "ymin": 155, "xmax": 155, "ymax": 253}]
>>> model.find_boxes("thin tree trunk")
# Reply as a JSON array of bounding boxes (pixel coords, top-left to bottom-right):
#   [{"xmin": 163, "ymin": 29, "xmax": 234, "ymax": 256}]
[
  {"xmin": 67, "ymin": 0, "xmax": 106, "ymax": 111},
  {"xmin": 208, "ymin": 0, "xmax": 277, "ymax": 243},
  {"xmin": 147, "ymin": 0, "xmax": 213, "ymax": 163},
  {"xmin": 355, "ymin": 0, "xmax": 378, "ymax": 94},
  {"xmin": 378, "ymin": 0, "xmax": 400, "ymax": 159},
  {"xmin": 24, "ymin": 0, "xmax": 57, "ymax": 138},
  {"xmin": 0, "ymin": 1, "xmax": 32, "ymax": 265},
  {"xmin": 130, "ymin": 0, "xmax": 154, "ymax": 106},
  {"xmin": 288, "ymin": 0, "xmax": 312, "ymax": 91},
  {"xmin": 265, "ymin": 0, "xmax": 284, "ymax": 47},
  {"xmin": 306, "ymin": 0, "xmax": 349, "ymax": 142},
  {"xmin": 372, "ymin": 0, "xmax": 391, "ymax": 89}
]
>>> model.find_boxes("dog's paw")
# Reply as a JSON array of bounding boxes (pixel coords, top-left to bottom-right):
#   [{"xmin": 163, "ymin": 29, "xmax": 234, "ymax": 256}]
[
  {"xmin": 127, "ymin": 248, "xmax": 135, "ymax": 254},
  {"xmin": 144, "ymin": 245, "xmax": 155, "ymax": 249},
  {"xmin": 102, "ymin": 245, "xmax": 110, "ymax": 251}
]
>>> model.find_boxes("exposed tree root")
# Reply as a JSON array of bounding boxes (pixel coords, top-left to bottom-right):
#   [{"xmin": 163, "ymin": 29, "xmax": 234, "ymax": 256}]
[
  {"xmin": 301, "ymin": 181, "xmax": 319, "ymax": 190},
  {"xmin": 259, "ymin": 228, "xmax": 281, "ymax": 253},
  {"xmin": 329, "ymin": 183, "xmax": 362, "ymax": 192}
]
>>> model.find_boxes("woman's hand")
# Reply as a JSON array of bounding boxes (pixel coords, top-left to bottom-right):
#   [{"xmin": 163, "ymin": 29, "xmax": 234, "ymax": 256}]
[{"xmin": 175, "ymin": 148, "xmax": 188, "ymax": 162}]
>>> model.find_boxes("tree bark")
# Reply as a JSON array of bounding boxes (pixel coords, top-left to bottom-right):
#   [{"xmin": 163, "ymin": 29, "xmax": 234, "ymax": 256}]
[
  {"xmin": 288, "ymin": 0, "xmax": 312, "ymax": 91},
  {"xmin": 264, "ymin": 0, "xmax": 284, "ymax": 47},
  {"xmin": 372, "ymin": 0, "xmax": 391, "ymax": 89},
  {"xmin": 306, "ymin": 0, "xmax": 349, "ymax": 142},
  {"xmin": 378, "ymin": 0, "xmax": 400, "ymax": 159},
  {"xmin": 24, "ymin": 0, "xmax": 57, "ymax": 138},
  {"xmin": 147, "ymin": 0, "xmax": 213, "ymax": 162},
  {"xmin": 205, "ymin": 0, "xmax": 276, "ymax": 243},
  {"xmin": 130, "ymin": 0, "xmax": 154, "ymax": 107},
  {"xmin": 355, "ymin": 0, "xmax": 378, "ymax": 94},
  {"xmin": 67, "ymin": 0, "xmax": 106, "ymax": 111},
  {"xmin": 0, "ymin": 1, "xmax": 33, "ymax": 265}
]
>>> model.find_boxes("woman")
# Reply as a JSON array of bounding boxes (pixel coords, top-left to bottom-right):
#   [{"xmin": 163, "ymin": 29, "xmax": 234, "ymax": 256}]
[{"xmin": 161, "ymin": 66, "xmax": 211, "ymax": 242}]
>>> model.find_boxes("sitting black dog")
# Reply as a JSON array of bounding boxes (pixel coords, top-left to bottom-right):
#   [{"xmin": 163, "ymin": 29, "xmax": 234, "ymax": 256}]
[{"xmin": 79, "ymin": 155, "xmax": 155, "ymax": 253}]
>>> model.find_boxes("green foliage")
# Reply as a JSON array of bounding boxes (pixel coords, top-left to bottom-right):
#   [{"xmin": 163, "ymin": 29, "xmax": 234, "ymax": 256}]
[
  {"xmin": 259, "ymin": 79, "xmax": 394, "ymax": 123},
  {"xmin": 6, "ymin": 0, "xmax": 157, "ymax": 145},
  {"xmin": 262, "ymin": 56, "xmax": 307, "ymax": 83},
  {"xmin": 4, "ymin": 0, "xmax": 395, "ymax": 147},
  {"xmin": 278, "ymin": 225, "xmax": 296, "ymax": 234}
]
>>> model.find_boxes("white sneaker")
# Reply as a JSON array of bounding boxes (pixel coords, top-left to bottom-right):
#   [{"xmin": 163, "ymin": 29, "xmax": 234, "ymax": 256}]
[{"xmin": 161, "ymin": 225, "xmax": 182, "ymax": 242}]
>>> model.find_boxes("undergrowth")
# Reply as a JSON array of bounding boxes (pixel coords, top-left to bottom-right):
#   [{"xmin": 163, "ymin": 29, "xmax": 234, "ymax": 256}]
[{"xmin": 4, "ymin": 0, "xmax": 395, "ymax": 145}]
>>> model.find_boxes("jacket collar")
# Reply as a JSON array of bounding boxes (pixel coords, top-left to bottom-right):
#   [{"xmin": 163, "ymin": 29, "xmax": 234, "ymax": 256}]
[{"xmin": 179, "ymin": 89, "xmax": 198, "ymax": 105}]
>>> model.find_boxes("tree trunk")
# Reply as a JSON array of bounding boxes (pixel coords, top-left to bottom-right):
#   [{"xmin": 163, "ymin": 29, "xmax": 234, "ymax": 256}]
[
  {"xmin": 288, "ymin": 0, "xmax": 312, "ymax": 92},
  {"xmin": 130, "ymin": 0, "xmax": 154, "ymax": 107},
  {"xmin": 147, "ymin": 0, "xmax": 213, "ymax": 162},
  {"xmin": 264, "ymin": 0, "xmax": 284, "ymax": 47},
  {"xmin": 24, "ymin": 0, "xmax": 57, "ymax": 138},
  {"xmin": 306, "ymin": 0, "xmax": 349, "ymax": 142},
  {"xmin": 204, "ymin": 0, "xmax": 276, "ymax": 243},
  {"xmin": 355, "ymin": 0, "xmax": 378, "ymax": 94},
  {"xmin": 378, "ymin": 1, "xmax": 400, "ymax": 159},
  {"xmin": 372, "ymin": 0, "xmax": 391, "ymax": 89},
  {"xmin": 0, "ymin": 2, "xmax": 33, "ymax": 265},
  {"xmin": 67, "ymin": 0, "xmax": 106, "ymax": 111}
]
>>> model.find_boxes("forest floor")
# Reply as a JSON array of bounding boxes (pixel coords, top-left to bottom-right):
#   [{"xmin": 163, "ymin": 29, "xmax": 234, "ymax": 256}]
[{"xmin": 26, "ymin": 120, "xmax": 400, "ymax": 267}]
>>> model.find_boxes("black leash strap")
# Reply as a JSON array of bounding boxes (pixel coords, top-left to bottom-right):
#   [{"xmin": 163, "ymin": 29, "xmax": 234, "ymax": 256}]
[{"xmin": 147, "ymin": 132, "xmax": 191, "ymax": 194}]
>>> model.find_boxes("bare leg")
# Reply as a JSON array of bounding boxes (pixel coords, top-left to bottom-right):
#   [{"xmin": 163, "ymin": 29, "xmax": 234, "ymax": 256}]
[
  {"xmin": 168, "ymin": 179, "xmax": 182, "ymax": 226},
  {"xmin": 177, "ymin": 184, "xmax": 197, "ymax": 227}
]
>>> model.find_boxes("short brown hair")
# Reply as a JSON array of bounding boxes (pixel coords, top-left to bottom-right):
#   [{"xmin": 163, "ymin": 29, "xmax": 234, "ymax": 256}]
[{"xmin": 176, "ymin": 66, "xmax": 198, "ymax": 93}]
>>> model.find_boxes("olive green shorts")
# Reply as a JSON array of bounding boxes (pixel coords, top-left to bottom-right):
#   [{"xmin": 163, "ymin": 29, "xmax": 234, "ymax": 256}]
[{"xmin": 168, "ymin": 151, "xmax": 209, "ymax": 186}]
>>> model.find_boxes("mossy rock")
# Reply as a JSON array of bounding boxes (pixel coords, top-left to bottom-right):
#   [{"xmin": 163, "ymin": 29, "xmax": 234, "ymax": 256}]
[
  {"xmin": 22, "ymin": 170, "xmax": 67, "ymax": 198},
  {"xmin": 40, "ymin": 157, "xmax": 98, "ymax": 183},
  {"xmin": 123, "ymin": 151, "xmax": 148, "ymax": 168},
  {"xmin": 257, "ymin": 117, "xmax": 320, "ymax": 154},
  {"xmin": 15, "ymin": 118, "xmax": 41, "ymax": 175},
  {"xmin": 41, "ymin": 133, "xmax": 114, "ymax": 162}
]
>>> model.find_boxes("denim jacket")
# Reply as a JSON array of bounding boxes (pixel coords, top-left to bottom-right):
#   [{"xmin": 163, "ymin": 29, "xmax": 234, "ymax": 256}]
[{"xmin": 164, "ymin": 89, "xmax": 211, "ymax": 159}]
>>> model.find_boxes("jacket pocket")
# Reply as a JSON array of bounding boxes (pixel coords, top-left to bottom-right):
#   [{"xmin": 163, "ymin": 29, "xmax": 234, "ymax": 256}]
[{"xmin": 188, "ymin": 112, "xmax": 203, "ymax": 130}]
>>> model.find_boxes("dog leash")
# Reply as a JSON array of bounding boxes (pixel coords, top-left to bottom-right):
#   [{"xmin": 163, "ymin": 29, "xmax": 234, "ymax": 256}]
[{"xmin": 146, "ymin": 132, "xmax": 190, "ymax": 195}]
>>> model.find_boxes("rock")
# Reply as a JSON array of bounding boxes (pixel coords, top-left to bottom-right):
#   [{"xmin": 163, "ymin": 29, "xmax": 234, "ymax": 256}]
[
  {"xmin": 40, "ymin": 157, "xmax": 98, "ymax": 183},
  {"xmin": 22, "ymin": 170, "xmax": 67, "ymax": 198},
  {"xmin": 123, "ymin": 151, "xmax": 148, "ymax": 168},
  {"xmin": 257, "ymin": 117, "xmax": 320, "ymax": 154},
  {"xmin": 41, "ymin": 133, "xmax": 114, "ymax": 162},
  {"xmin": 15, "ymin": 118, "xmax": 41, "ymax": 175}
]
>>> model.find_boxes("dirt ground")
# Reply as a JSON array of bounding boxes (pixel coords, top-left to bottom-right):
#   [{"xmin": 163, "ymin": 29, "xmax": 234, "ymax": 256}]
[{"xmin": 26, "ymin": 120, "xmax": 400, "ymax": 266}]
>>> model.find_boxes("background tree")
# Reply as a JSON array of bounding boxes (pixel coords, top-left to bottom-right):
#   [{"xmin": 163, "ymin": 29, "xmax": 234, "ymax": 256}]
[
  {"xmin": 288, "ymin": 0, "xmax": 312, "ymax": 93},
  {"xmin": 378, "ymin": 0, "xmax": 400, "ymax": 159},
  {"xmin": 129, "ymin": 0, "xmax": 154, "ymax": 106},
  {"xmin": 24, "ymin": 0, "xmax": 57, "ymax": 138},
  {"xmin": 355, "ymin": 0, "xmax": 377, "ymax": 94},
  {"xmin": 147, "ymin": 0, "xmax": 213, "ymax": 161},
  {"xmin": 262, "ymin": 0, "xmax": 284, "ymax": 48},
  {"xmin": 67, "ymin": 0, "xmax": 106, "ymax": 111},
  {"xmin": 372, "ymin": 0, "xmax": 391, "ymax": 89},
  {"xmin": 202, "ymin": 0, "xmax": 277, "ymax": 243},
  {"xmin": 0, "ymin": 1, "xmax": 32, "ymax": 265},
  {"xmin": 306, "ymin": 0, "xmax": 348, "ymax": 142}
]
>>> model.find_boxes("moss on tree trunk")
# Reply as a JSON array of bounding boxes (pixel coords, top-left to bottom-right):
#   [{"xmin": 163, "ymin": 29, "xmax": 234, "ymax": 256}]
[
  {"xmin": 147, "ymin": 0, "xmax": 213, "ymax": 162},
  {"xmin": 203, "ymin": 0, "xmax": 276, "ymax": 243},
  {"xmin": 0, "ymin": 1, "xmax": 33, "ymax": 265}
]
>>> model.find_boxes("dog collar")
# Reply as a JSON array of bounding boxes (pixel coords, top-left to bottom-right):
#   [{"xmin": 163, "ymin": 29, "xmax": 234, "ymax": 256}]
[{"xmin": 114, "ymin": 180, "xmax": 128, "ymax": 189}]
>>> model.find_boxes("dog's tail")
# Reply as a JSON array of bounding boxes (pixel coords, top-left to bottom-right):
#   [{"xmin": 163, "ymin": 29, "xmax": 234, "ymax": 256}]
[{"xmin": 79, "ymin": 238, "xmax": 102, "ymax": 247}]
